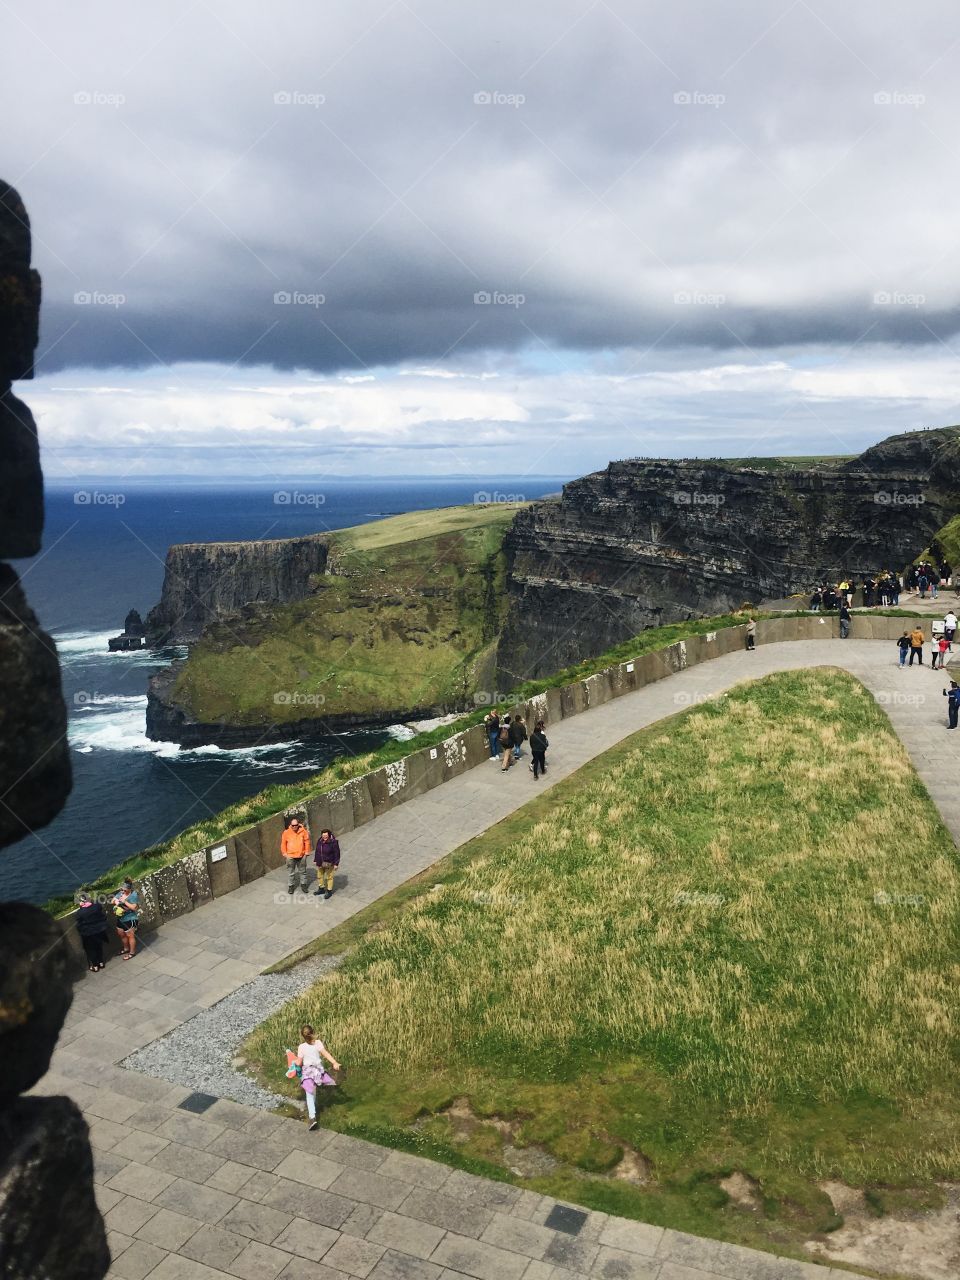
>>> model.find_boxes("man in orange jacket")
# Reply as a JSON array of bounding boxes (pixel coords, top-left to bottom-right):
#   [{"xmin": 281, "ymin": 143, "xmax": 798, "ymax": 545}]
[{"xmin": 281, "ymin": 815, "xmax": 312, "ymax": 894}]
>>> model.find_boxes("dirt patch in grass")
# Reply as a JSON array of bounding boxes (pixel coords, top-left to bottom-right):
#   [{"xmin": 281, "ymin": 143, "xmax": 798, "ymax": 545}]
[{"xmin": 808, "ymin": 1181, "xmax": 960, "ymax": 1280}]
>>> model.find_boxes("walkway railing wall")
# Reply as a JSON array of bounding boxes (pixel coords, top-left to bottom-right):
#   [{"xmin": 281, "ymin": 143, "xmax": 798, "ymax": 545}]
[{"xmin": 59, "ymin": 612, "xmax": 921, "ymax": 962}]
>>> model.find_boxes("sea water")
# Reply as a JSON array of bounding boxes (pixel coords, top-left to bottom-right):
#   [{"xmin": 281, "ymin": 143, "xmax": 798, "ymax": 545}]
[{"xmin": 4, "ymin": 479, "xmax": 563, "ymax": 904}]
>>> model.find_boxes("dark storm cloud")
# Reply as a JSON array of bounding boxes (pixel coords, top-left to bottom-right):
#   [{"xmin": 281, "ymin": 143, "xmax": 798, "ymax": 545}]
[{"xmin": 7, "ymin": 0, "xmax": 960, "ymax": 373}]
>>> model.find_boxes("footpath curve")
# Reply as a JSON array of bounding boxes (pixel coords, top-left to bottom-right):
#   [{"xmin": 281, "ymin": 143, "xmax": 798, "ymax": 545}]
[{"xmin": 39, "ymin": 637, "xmax": 955, "ymax": 1280}]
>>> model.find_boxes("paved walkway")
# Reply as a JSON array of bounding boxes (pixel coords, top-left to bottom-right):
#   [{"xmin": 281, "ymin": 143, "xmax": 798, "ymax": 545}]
[{"xmin": 38, "ymin": 638, "xmax": 957, "ymax": 1280}]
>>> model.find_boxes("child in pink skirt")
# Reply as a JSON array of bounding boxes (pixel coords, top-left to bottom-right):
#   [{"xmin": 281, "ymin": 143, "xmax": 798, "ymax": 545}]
[{"xmin": 292, "ymin": 1024, "xmax": 341, "ymax": 1131}]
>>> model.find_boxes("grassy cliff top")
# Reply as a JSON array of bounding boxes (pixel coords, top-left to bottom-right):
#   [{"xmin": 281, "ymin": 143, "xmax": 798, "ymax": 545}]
[
  {"xmin": 247, "ymin": 667, "xmax": 960, "ymax": 1258},
  {"xmin": 168, "ymin": 502, "xmax": 524, "ymax": 725},
  {"xmin": 331, "ymin": 501, "xmax": 529, "ymax": 553}
]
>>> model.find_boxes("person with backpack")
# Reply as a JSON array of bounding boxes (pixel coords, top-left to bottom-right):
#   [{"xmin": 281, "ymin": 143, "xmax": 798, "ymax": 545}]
[
  {"xmin": 909, "ymin": 625, "xmax": 925, "ymax": 665},
  {"xmin": 484, "ymin": 710, "xmax": 501, "ymax": 760},
  {"xmin": 499, "ymin": 715, "xmax": 514, "ymax": 771},
  {"xmin": 897, "ymin": 632, "xmax": 911, "ymax": 667},
  {"xmin": 945, "ymin": 681, "xmax": 960, "ymax": 729},
  {"xmin": 76, "ymin": 892, "xmax": 110, "ymax": 972},
  {"xmin": 529, "ymin": 721, "xmax": 549, "ymax": 779},
  {"xmin": 313, "ymin": 829, "xmax": 341, "ymax": 899},
  {"xmin": 510, "ymin": 714, "xmax": 527, "ymax": 761}
]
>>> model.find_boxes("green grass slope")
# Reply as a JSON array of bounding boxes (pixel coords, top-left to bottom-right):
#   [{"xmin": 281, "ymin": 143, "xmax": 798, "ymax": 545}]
[
  {"xmin": 169, "ymin": 503, "xmax": 526, "ymax": 726},
  {"xmin": 246, "ymin": 669, "xmax": 960, "ymax": 1260}
]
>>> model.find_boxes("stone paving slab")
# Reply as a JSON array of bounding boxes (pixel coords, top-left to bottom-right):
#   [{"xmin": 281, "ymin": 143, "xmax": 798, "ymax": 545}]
[{"xmin": 37, "ymin": 637, "xmax": 935, "ymax": 1279}]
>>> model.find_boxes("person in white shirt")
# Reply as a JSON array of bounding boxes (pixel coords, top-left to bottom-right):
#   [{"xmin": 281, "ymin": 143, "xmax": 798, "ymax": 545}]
[
  {"xmin": 294, "ymin": 1024, "xmax": 342, "ymax": 1130},
  {"xmin": 944, "ymin": 611, "xmax": 957, "ymax": 648}
]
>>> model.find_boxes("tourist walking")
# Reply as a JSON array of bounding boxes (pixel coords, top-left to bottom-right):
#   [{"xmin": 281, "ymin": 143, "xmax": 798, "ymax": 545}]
[
  {"xmin": 945, "ymin": 681, "xmax": 960, "ymax": 729},
  {"xmin": 484, "ymin": 710, "xmax": 501, "ymax": 760},
  {"xmin": 510, "ymin": 714, "xmax": 527, "ymax": 761},
  {"xmin": 499, "ymin": 715, "xmax": 514, "ymax": 771},
  {"xmin": 76, "ymin": 892, "xmax": 110, "ymax": 972},
  {"xmin": 111, "ymin": 877, "xmax": 141, "ymax": 960},
  {"xmin": 909, "ymin": 626, "xmax": 925, "ymax": 665},
  {"xmin": 745, "ymin": 618, "xmax": 757, "ymax": 650},
  {"xmin": 944, "ymin": 610, "xmax": 957, "ymax": 647},
  {"xmin": 281, "ymin": 814, "xmax": 312, "ymax": 894},
  {"xmin": 313, "ymin": 828, "xmax": 341, "ymax": 899},
  {"xmin": 897, "ymin": 632, "xmax": 910, "ymax": 667},
  {"xmin": 293, "ymin": 1024, "xmax": 341, "ymax": 1131},
  {"xmin": 529, "ymin": 721, "xmax": 549, "ymax": 779},
  {"xmin": 839, "ymin": 603, "xmax": 851, "ymax": 638}
]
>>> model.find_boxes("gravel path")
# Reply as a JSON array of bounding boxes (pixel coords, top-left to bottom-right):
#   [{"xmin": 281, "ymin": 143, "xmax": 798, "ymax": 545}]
[{"xmin": 121, "ymin": 954, "xmax": 342, "ymax": 1108}]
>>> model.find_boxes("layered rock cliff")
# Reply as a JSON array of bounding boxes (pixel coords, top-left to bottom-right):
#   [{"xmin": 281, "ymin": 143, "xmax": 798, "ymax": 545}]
[
  {"xmin": 145, "ymin": 533, "xmax": 331, "ymax": 643},
  {"xmin": 495, "ymin": 427, "xmax": 960, "ymax": 684}
]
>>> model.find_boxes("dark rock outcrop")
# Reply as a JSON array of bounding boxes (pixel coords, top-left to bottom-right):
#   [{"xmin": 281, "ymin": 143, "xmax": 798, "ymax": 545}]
[
  {"xmin": 0, "ymin": 905, "xmax": 109, "ymax": 1280},
  {"xmin": 495, "ymin": 427, "xmax": 960, "ymax": 684},
  {"xmin": 0, "ymin": 187, "xmax": 100, "ymax": 1280},
  {"xmin": 145, "ymin": 533, "xmax": 331, "ymax": 643},
  {"xmin": 108, "ymin": 607, "xmax": 147, "ymax": 651},
  {"xmin": 0, "ymin": 182, "xmax": 71, "ymax": 847}
]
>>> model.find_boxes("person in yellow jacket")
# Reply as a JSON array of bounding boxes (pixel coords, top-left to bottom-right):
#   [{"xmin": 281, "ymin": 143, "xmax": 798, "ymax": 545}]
[
  {"xmin": 281, "ymin": 815, "xmax": 312, "ymax": 894},
  {"xmin": 908, "ymin": 626, "xmax": 925, "ymax": 666}
]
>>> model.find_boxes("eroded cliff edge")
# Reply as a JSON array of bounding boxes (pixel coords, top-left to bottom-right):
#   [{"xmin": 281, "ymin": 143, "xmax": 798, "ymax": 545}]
[{"xmin": 494, "ymin": 427, "xmax": 960, "ymax": 685}]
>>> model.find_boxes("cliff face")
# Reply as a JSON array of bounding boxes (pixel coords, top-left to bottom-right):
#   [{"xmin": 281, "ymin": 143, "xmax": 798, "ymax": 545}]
[
  {"xmin": 146, "ymin": 533, "xmax": 331, "ymax": 643},
  {"xmin": 495, "ymin": 428, "xmax": 960, "ymax": 685}
]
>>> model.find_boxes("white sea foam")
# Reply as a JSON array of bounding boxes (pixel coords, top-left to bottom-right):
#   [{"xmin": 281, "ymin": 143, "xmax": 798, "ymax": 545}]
[
  {"xmin": 67, "ymin": 701, "xmax": 327, "ymax": 768},
  {"xmin": 53, "ymin": 629, "xmax": 118, "ymax": 656}
]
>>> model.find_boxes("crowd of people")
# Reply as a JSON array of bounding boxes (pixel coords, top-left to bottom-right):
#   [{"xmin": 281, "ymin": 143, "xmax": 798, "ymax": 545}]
[
  {"xmin": 807, "ymin": 560, "xmax": 955, "ymax": 612},
  {"xmin": 481, "ymin": 710, "xmax": 550, "ymax": 778}
]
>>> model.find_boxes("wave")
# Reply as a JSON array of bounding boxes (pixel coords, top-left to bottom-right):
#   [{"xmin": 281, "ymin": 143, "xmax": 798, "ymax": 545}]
[
  {"xmin": 51, "ymin": 629, "xmax": 186, "ymax": 665},
  {"xmin": 67, "ymin": 704, "xmax": 332, "ymax": 769},
  {"xmin": 73, "ymin": 694, "xmax": 149, "ymax": 712}
]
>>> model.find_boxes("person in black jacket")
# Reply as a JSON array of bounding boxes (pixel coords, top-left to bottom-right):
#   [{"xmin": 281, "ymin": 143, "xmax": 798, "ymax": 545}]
[
  {"xmin": 76, "ymin": 892, "xmax": 110, "ymax": 971},
  {"xmin": 529, "ymin": 722, "xmax": 549, "ymax": 779},
  {"xmin": 510, "ymin": 715, "xmax": 527, "ymax": 761}
]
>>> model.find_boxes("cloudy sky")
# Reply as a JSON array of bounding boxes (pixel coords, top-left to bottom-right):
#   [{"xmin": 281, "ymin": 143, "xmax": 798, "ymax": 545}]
[{"xmin": 8, "ymin": 0, "xmax": 960, "ymax": 478}]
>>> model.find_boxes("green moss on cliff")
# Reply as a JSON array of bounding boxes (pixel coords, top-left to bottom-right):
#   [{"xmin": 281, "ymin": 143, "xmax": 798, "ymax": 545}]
[{"xmin": 168, "ymin": 504, "xmax": 522, "ymax": 726}]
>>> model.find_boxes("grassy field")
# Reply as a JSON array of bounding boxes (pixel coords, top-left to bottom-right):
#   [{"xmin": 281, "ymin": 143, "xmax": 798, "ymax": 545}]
[
  {"xmin": 246, "ymin": 669, "xmax": 960, "ymax": 1259},
  {"xmin": 170, "ymin": 505, "xmax": 521, "ymax": 725}
]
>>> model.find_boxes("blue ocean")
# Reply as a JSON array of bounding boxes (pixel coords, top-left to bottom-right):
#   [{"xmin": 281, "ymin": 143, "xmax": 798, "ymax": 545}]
[{"xmin": 5, "ymin": 479, "xmax": 564, "ymax": 904}]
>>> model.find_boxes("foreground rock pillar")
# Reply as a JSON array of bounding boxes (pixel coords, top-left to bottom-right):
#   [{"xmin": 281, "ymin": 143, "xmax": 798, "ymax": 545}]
[{"xmin": 0, "ymin": 184, "xmax": 104, "ymax": 1278}]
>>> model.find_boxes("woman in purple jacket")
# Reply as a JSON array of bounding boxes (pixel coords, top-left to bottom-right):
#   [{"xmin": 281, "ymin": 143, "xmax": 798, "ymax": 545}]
[{"xmin": 313, "ymin": 829, "xmax": 341, "ymax": 899}]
